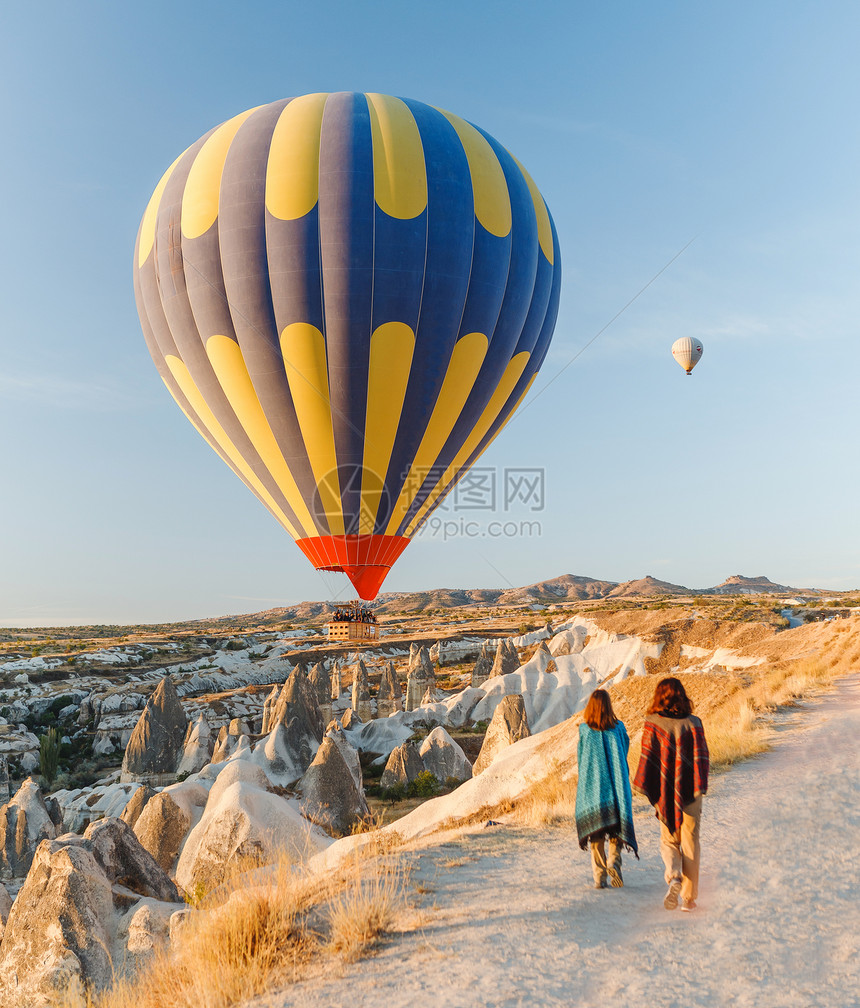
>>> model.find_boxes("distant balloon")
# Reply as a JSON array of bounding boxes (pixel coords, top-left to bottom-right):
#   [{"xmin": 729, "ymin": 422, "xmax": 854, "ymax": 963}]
[
  {"xmin": 133, "ymin": 92, "xmax": 561, "ymax": 600},
  {"xmin": 671, "ymin": 337, "xmax": 704, "ymax": 375}
]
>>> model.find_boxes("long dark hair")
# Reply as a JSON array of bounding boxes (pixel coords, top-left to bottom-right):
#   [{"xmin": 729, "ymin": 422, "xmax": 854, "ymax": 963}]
[
  {"xmin": 648, "ymin": 677, "xmax": 693, "ymax": 717},
  {"xmin": 584, "ymin": 689, "xmax": 619, "ymax": 731}
]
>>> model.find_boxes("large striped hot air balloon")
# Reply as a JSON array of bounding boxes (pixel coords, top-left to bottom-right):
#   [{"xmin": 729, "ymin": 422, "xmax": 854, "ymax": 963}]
[{"xmin": 134, "ymin": 92, "xmax": 561, "ymax": 600}]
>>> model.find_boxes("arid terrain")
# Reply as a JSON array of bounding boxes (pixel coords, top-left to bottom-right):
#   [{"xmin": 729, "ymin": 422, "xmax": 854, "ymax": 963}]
[{"xmin": 0, "ymin": 572, "xmax": 857, "ymax": 1007}]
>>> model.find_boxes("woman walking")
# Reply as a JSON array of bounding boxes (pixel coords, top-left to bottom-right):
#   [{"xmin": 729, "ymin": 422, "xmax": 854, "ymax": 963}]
[
  {"xmin": 633, "ymin": 677, "xmax": 710, "ymax": 912},
  {"xmin": 575, "ymin": 689, "xmax": 638, "ymax": 888}
]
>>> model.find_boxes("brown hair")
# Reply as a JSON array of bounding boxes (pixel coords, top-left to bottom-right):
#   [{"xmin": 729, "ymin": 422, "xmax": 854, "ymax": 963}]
[
  {"xmin": 583, "ymin": 689, "xmax": 619, "ymax": 731},
  {"xmin": 648, "ymin": 677, "xmax": 693, "ymax": 717}
]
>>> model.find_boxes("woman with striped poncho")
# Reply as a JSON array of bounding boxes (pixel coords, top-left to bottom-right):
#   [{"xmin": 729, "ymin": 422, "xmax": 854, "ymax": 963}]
[
  {"xmin": 575, "ymin": 690, "xmax": 639, "ymax": 888},
  {"xmin": 633, "ymin": 677, "xmax": 710, "ymax": 913}
]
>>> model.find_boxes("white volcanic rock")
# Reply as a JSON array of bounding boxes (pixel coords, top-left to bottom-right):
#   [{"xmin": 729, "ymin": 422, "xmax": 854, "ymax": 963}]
[
  {"xmin": 299, "ymin": 737, "xmax": 370, "ymax": 835},
  {"xmin": 133, "ymin": 792, "xmax": 192, "ymax": 873},
  {"xmin": 0, "ymin": 777, "xmax": 57, "ymax": 879},
  {"xmin": 250, "ymin": 667, "xmax": 324, "ymax": 786},
  {"xmin": 341, "ymin": 712, "xmax": 421, "ymax": 758},
  {"xmin": 0, "ymin": 819, "xmax": 181, "ymax": 1004},
  {"xmin": 309, "ymin": 662, "xmax": 333, "ymax": 726},
  {"xmin": 549, "ymin": 625, "xmax": 588, "ymax": 656},
  {"xmin": 260, "ymin": 684, "xmax": 280, "ymax": 735},
  {"xmin": 405, "ymin": 647, "xmax": 435, "ymax": 711},
  {"xmin": 419, "ymin": 726, "xmax": 472, "ymax": 784},
  {"xmin": 0, "ymin": 882, "xmax": 12, "ymax": 941},
  {"xmin": 531, "ymin": 641, "xmax": 559, "ymax": 675},
  {"xmin": 211, "ymin": 719, "xmax": 248, "ymax": 763},
  {"xmin": 376, "ymin": 661, "xmax": 403, "ymax": 718},
  {"xmin": 54, "ymin": 781, "xmax": 142, "ymax": 834},
  {"xmin": 121, "ymin": 676, "xmax": 188, "ymax": 783},
  {"xmin": 380, "ymin": 742, "xmax": 425, "ymax": 790},
  {"xmin": 442, "ymin": 687, "xmax": 486, "ymax": 729},
  {"xmin": 324, "ymin": 722, "xmax": 363, "ymax": 790},
  {"xmin": 351, "ymin": 660, "xmax": 372, "ymax": 722},
  {"xmin": 474, "ymin": 694, "xmax": 531, "ymax": 775},
  {"xmin": 116, "ymin": 897, "xmax": 177, "ymax": 976},
  {"xmin": 177, "ymin": 713, "xmax": 213, "ymax": 776},
  {"xmin": 470, "ymin": 646, "xmax": 492, "ymax": 687},
  {"xmin": 175, "ymin": 761, "xmax": 329, "ymax": 893},
  {"xmin": 489, "ymin": 639, "xmax": 520, "ymax": 678},
  {"xmin": 119, "ymin": 784, "xmax": 156, "ymax": 830},
  {"xmin": 0, "ymin": 835, "xmax": 114, "ymax": 1001},
  {"xmin": 330, "ymin": 661, "xmax": 343, "ymax": 700}
]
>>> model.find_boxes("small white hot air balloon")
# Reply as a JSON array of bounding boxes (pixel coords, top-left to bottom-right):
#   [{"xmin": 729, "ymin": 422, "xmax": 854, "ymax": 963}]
[{"xmin": 671, "ymin": 337, "xmax": 704, "ymax": 375}]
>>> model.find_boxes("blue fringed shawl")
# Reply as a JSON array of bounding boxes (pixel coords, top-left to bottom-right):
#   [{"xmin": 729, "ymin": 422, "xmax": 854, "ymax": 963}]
[{"xmin": 575, "ymin": 721, "xmax": 638, "ymax": 856}]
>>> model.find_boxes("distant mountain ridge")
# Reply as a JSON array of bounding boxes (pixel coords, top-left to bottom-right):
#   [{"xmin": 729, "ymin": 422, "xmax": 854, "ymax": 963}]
[{"xmin": 232, "ymin": 572, "xmax": 821, "ymax": 621}]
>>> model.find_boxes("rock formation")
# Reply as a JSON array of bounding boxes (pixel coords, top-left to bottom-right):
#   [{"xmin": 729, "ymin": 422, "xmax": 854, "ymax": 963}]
[
  {"xmin": 405, "ymin": 646, "xmax": 435, "ymax": 711},
  {"xmin": 176, "ymin": 712, "xmax": 213, "ymax": 776},
  {"xmin": 271, "ymin": 665, "xmax": 324, "ymax": 740},
  {"xmin": 120, "ymin": 784, "xmax": 157, "ymax": 830},
  {"xmin": 473, "ymin": 694, "xmax": 531, "ymax": 774},
  {"xmin": 120, "ymin": 675, "xmax": 188, "ymax": 784},
  {"xmin": 299, "ymin": 737, "xmax": 370, "ymax": 835},
  {"xmin": 532, "ymin": 640, "xmax": 559, "ymax": 675},
  {"xmin": 0, "ymin": 818, "xmax": 180, "ymax": 1005},
  {"xmin": 211, "ymin": 718, "xmax": 250, "ymax": 763},
  {"xmin": 324, "ymin": 722, "xmax": 363, "ymax": 790},
  {"xmin": 489, "ymin": 639, "xmax": 521, "ymax": 678},
  {"xmin": 0, "ymin": 777, "xmax": 57, "ymax": 879},
  {"xmin": 260, "ymin": 684, "xmax": 280, "ymax": 734},
  {"xmin": 470, "ymin": 644, "xmax": 493, "ymax": 687},
  {"xmin": 380, "ymin": 742, "xmax": 425, "ymax": 790},
  {"xmin": 376, "ymin": 661, "xmax": 403, "ymax": 717},
  {"xmin": 0, "ymin": 756, "xmax": 9, "ymax": 807},
  {"xmin": 419, "ymin": 726, "xmax": 472, "ymax": 784},
  {"xmin": 251, "ymin": 667, "xmax": 324, "ymax": 786},
  {"xmin": 549, "ymin": 625, "xmax": 587, "ymax": 656},
  {"xmin": 330, "ymin": 660, "xmax": 343, "ymax": 699},
  {"xmin": 0, "ymin": 883, "xmax": 11, "ymax": 941},
  {"xmin": 175, "ymin": 761, "xmax": 327, "ymax": 893},
  {"xmin": 351, "ymin": 660, "xmax": 372, "ymax": 722},
  {"xmin": 309, "ymin": 661, "xmax": 333, "ymax": 726},
  {"xmin": 132, "ymin": 792, "xmax": 192, "ymax": 873}
]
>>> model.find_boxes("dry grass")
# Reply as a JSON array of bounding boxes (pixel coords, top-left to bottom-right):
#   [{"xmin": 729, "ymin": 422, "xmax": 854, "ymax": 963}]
[
  {"xmin": 704, "ymin": 655, "xmax": 844, "ymax": 767},
  {"xmin": 52, "ymin": 839, "xmax": 408, "ymax": 1008},
  {"xmin": 507, "ymin": 759, "xmax": 577, "ymax": 827}
]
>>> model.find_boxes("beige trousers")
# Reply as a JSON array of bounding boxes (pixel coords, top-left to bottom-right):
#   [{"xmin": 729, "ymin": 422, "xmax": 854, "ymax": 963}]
[
  {"xmin": 590, "ymin": 835, "xmax": 622, "ymax": 885},
  {"xmin": 659, "ymin": 795, "xmax": 703, "ymax": 901}
]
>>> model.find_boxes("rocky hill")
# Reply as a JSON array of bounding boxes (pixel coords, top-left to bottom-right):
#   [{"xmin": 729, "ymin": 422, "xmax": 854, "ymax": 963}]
[
  {"xmin": 702, "ymin": 574, "xmax": 801, "ymax": 595},
  {"xmin": 606, "ymin": 575, "xmax": 690, "ymax": 598},
  {"xmin": 207, "ymin": 572, "xmax": 821, "ymax": 621}
]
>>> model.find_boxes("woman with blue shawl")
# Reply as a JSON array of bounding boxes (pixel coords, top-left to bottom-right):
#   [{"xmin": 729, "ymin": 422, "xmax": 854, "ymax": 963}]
[{"xmin": 575, "ymin": 689, "xmax": 638, "ymax": 888}]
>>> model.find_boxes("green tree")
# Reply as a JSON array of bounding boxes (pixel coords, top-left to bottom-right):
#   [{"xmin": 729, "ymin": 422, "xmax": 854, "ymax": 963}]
[{"xmin": 39, "ymin": 727, "xmax": 61, "ymax": 788}]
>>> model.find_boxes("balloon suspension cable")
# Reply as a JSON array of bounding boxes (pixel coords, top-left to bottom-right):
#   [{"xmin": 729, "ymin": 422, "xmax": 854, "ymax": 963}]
[{"xmin": 515, "ymin": 234, "xmax": 700, "ymax": 419}]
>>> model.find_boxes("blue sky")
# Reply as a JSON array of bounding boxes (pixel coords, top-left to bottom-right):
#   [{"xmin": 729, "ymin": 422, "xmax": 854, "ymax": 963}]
[{"xmin": 2, "ymin": 1, "xmax": 858, "ymax": 625}]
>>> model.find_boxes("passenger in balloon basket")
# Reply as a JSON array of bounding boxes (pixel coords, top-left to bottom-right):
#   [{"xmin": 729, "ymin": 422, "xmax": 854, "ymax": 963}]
[
  {"xmin": 633, "ymin": 677, "xmax": 709, "ymax": 912},
  {"xmin": 575, "ymin": 689, "xmax": 638, "ymax": 889}
]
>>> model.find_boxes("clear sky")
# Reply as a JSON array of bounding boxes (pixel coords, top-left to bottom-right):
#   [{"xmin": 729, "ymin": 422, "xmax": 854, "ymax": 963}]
[{"xmin": 2, "ymin": 1, "xmax": 858, "ymax": 626}]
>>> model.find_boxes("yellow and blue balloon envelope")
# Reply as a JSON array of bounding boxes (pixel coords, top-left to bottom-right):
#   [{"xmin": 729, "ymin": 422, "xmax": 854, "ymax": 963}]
[{"xmin": 133, "ymin": 92, "xmax": 561, "ymax": 599}]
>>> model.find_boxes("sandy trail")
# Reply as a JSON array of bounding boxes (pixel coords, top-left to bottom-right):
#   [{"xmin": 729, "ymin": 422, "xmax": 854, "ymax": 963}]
[{"xmin": 251, "ymin": 675, "xmax": 860, "ymax": 1008}]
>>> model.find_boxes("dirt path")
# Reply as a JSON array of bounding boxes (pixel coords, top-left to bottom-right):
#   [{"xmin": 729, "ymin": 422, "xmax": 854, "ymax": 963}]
[{"xmin": 250, "ymin": 675, "xmax": 860, "ymax": 1008}]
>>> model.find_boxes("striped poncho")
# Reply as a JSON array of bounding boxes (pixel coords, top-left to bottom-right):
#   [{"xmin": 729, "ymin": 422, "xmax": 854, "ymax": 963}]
[
  {"xmin": 575, "ymin": 721, "xmax": 638, "ymax": 855},
  {"xmin": 633, "ymin": 713, "xmax": 710, "ymax": 834}
]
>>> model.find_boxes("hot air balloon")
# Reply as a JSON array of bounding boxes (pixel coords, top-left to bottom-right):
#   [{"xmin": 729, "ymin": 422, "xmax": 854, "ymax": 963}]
[
  {"xmin": 671, "ymin": 337, "xmax": 704, "ymax": 375},
  {"xmin": 133, "ymin": 92, "xmax": 561, "ymax": 600}
]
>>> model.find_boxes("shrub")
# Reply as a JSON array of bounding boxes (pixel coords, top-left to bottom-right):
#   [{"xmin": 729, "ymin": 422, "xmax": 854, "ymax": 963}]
[{"xmin": 409, "ymin": 771, "xmax": 439, "ymax": 798}]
